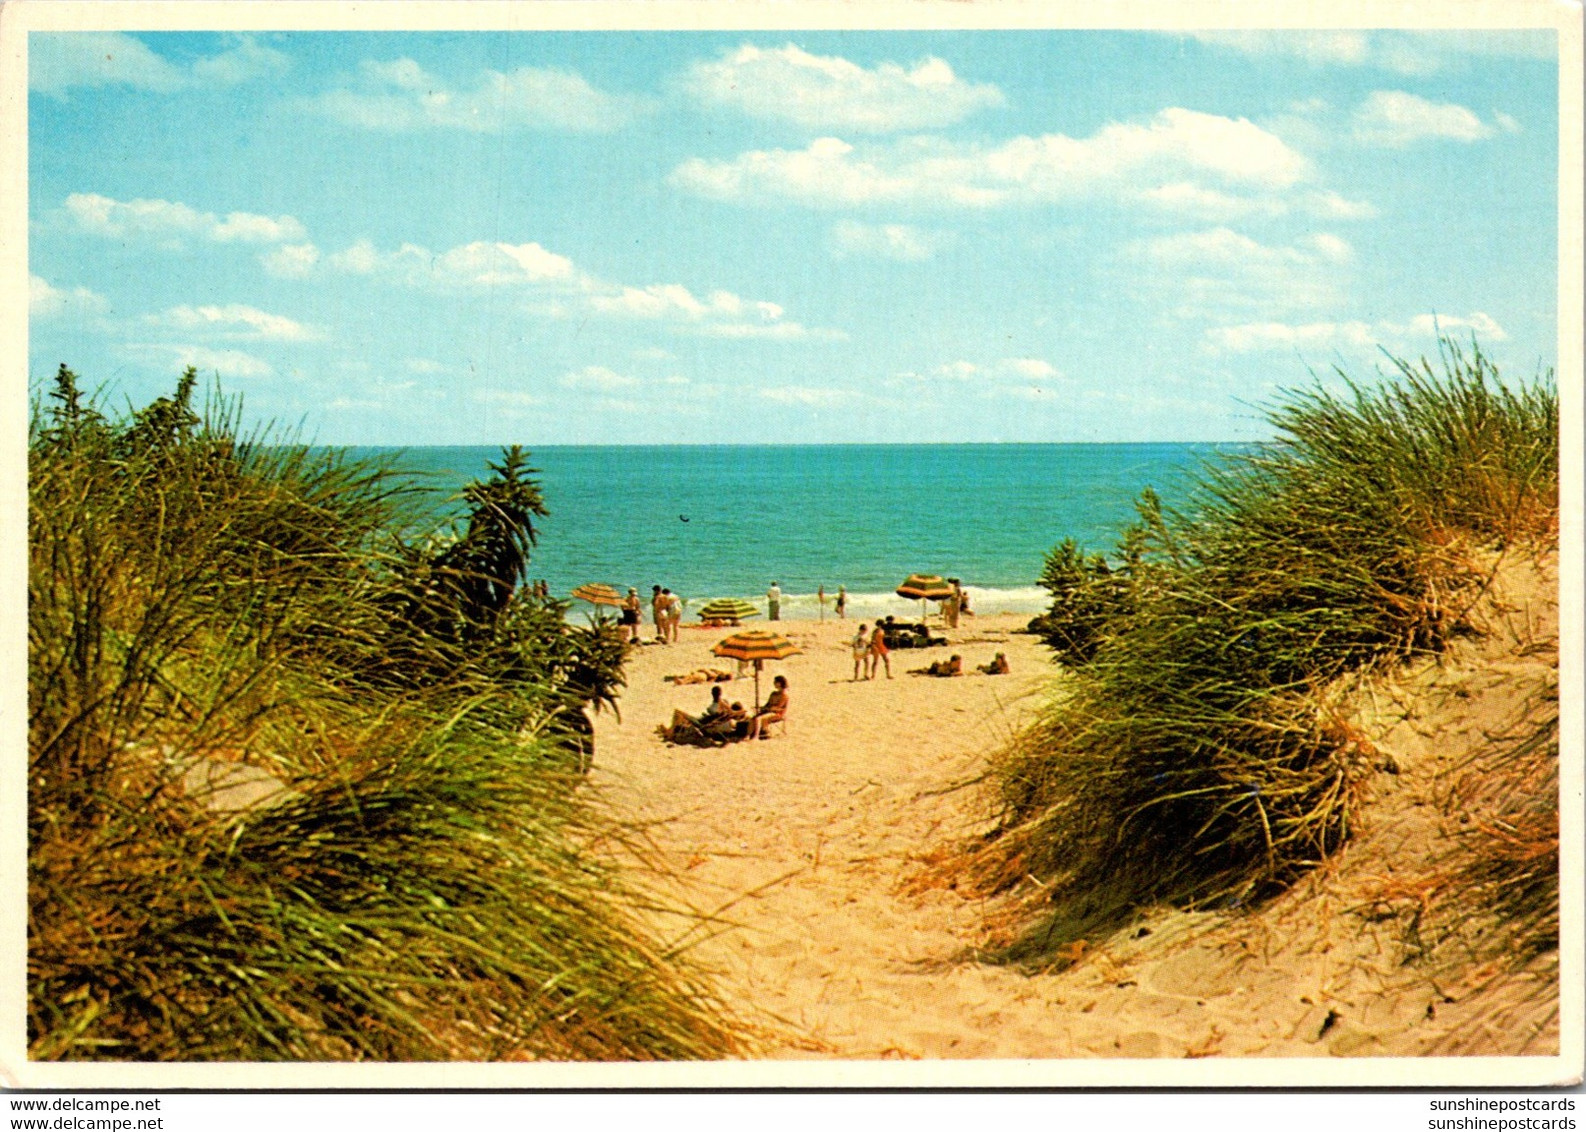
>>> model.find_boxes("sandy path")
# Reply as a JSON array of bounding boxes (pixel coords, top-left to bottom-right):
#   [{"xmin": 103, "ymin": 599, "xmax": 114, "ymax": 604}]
[{"xmin": 590, "ymin": 614, "xmax": 1069, "ymax": 1058}]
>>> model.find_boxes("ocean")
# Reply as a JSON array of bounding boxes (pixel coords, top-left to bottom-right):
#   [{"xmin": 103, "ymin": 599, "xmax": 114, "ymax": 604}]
[{"xmin": 347, "ymin": 443, "xmax": 1216, "ymax": 622}]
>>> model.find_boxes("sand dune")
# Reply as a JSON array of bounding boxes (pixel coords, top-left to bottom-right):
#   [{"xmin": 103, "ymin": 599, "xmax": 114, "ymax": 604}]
[{"xmin": 591, "ymin": 563, "xmax": 1559, "ymax": 1063}]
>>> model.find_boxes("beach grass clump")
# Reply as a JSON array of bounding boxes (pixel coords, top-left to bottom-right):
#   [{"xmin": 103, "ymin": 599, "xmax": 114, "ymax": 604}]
[
  {"xmin": 990, "ymin": 342, "xmax": 1557, "ymax": 961},
  {"xmin": 29, "ymin": 366, "xmax": 740, "ymax": 1060}
]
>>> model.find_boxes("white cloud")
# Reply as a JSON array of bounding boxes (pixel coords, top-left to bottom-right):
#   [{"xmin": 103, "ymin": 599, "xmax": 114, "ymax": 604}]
[
  {"xmin": 326, "ymin": 235, "xmax": 841, "ymax": 340},
  {"xmin": 684, "ymin": 44, "xmax": 1004, "ymax": 133},
  {"xmin": 475, "ymin": 389, "xmax": 543, "ymax": 407},
  {"xmin": 1352, "ymin": 91, "xmax": 1495, "ymax": 147},
  {"xmin": 30, "ymin": 33, "xmax": 290, "ymax": 97},
  {"xmin": 672, "ymin": 108, "xmax": 1309, "ymax": 210},
  {"xmin": 1126, "ymin": 227, "xmax": 1354, "ymax": 319},
  {"xmin": 404, "ymin": 358, "xmax": 448, "ymax": 375},
  {"xmin": 559, "ymin": 365, "xmax": 641, "ymax": 391},
  {"xmin": 63, "ymin": 193, "xmax": 307, "ymax": 247},
  {"xmin": 1005, "ymin": 357, "xmax": 1059, "ymax": 380},
  {"xmin": 1187, "ymin": 30, "xmax": 1555, "ymax": 76},
  {"xmin": 1207, "ymin": 310, "xmax": 1507, "ymax": 354},
  {"xmin": 829, "ymin": 220, "xmax": 939, "ymax": 261},
  {"xmin": 311, "ymin": 57, "xmax": 646, "ymax": 133},
  {"xmin": 326, "ymin": 239, "xmax": 577, "ymax": 288},
  {"xmin": 129, "ymin": 343, "xmax": 275, "ymax": 379},
  {"xmin": 190, "ymin": 37, "xmax": 292, "ymax": 86},
  {"xmin": 758, "ymin": 385, "xmax": 857, "ymax": 406},
  {"xmin": 30, "ymin": 275, "xmax": 108, "ymax": 319},
  {"xmin": 153, "ymin": 304, "xmax": 321, "ymax": 342},
  {"xmin": 919, "ymin": 356, "xmax": 1060, "ymax": 385},
  {"xmin": 261, "ymin": 242, "xmax": 321, "ymax": 278}
]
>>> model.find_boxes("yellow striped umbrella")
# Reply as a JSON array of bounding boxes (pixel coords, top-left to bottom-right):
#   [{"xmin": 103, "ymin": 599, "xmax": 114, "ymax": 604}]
[
  {"xmin": 711, "ymin": 630, "xmax": 800, "ymax": 703},
  {"xmin": 897, "ymin": 573, "xmax": 954, "ymax": 620},
  {"xmin": 570, "ymin": 583, "xmax": 624, "ymax": 607},
  {"xmin": 896, "ymin": 573, "xmax": 953, "ymax": 600}
]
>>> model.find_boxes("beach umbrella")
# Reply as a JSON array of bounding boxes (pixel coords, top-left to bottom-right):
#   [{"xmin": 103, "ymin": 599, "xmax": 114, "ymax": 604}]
[
  {"xmin": 570, "ymin": 583, "xmax": 624, "ymax": 607},
  {"xmin": 697, "ymin": 597, "xmax": 760, "ymax": 625},
  {"xmin": 711, "ymin": 629, "xmax": 801, "ymax": 703},
  {"xmin": 897, "ymin": 573, "xmax": 954, "ymax": 619}
]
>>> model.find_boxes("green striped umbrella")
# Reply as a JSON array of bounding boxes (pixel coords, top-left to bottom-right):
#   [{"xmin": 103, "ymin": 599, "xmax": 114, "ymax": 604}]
[
  {"xmin": 711, "ymin": 630, "xmax": 800, "ymax": 703},
  {"xmin": 698, "ymin": 597, "xmax": 761, "ymax": 624}
]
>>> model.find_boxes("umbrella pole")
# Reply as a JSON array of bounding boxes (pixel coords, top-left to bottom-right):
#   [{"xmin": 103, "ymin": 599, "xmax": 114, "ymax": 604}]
[{"xmin": 753, "ymin": 658, "xmax": 763, "ymax": 706}]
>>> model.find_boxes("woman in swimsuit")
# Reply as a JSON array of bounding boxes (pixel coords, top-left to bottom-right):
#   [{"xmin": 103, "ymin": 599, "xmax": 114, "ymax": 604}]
[
  {"xmin": 869, "ymin": 622, "xmax": 892, "ymax": 679},
  {"xmin": 851, "ymin": 623, "xmax": 870, "ymax": 681},
  {"xmin": 746, "ymin": 675, "xmax": 789, "ymax": 740}
]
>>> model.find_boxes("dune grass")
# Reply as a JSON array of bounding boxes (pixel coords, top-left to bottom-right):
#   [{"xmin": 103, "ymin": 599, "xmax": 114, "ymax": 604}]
[
  {"xmin": 989, "ymin": 342, "xmax": 1558, "ymax": 962},
  {"xmin": 29, "ymin": 368, "xmax": 741, "ymax": 1060}
]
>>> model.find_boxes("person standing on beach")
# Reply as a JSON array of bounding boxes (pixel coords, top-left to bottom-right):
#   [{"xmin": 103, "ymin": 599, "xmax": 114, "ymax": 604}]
[
  {"xmin": 945, "ymin": 579, "xmax": 962, "ymax": 629},
  {"xmin": 621, "ymin": 587, "xmax": 642, "ymax": 644},
  {"xmin": 851, "ymin": 622, "xmax": 870, "ymax": 681},
  {"xmin": 818, "ymin": 584, "xmax": 826, "ymax": 621},
  {"xmin": 836, "ymin": 585, "xmax": 847, "ymax": 619},
  {"xmin": 662, "ymin": 587, "xmax": 683, "ymax": 643},
  {"xmin": 869, "ymin": 622, "xmax": 892, "ymax": 679},
  {"xmin": 651, "ymin": 585, "xmax": 665, "ymax": 643},
  {"xmin": 767, "ymin": 580, "xmax": 782, "ymax": 621}
]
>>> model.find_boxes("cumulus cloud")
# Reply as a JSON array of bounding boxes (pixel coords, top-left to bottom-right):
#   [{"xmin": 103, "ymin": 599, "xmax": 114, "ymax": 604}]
[
  {"xmin": 671, "ymin": 108, "xmax": 1310, "ymax": 211},
  {"xmin": 261, "ymin": 242, "xmax": 322, "ymax": 278},
  {"xmin": 911, "ymin": 357, "xmax": 1061, "ymax": 391},
  {"xmin": 311, "ymin": 57, "xmax": 647, "ymax": 133},
  {"xmin": 559, "ymin": 365, "xmax": 641, "ymax": 391},
  {"xmin": 1351, "ymin": 90, "xmax": 1496, "ymax": 146},
  {"xmin": 128, "ymin": 343, "xmax": 275, "ymax": 379},
  {"xmin": 829, "ymin": 220, "xmax": 939, "ymax": 261},
  {"xmin": 30, "ymin": 33, "xmax": 290, "ymax": 97},
  {"xmin": 1186, "ymin": 29, "xmax": 1555, "ymax": 76},
  {"xmin": 758, "ymin": 385, "xmax": 858, "ymax": 406},
  {"xmin": 63, "ymin": 193, "xmax": 307, "ymax": 247},
  {"xmin": 30, "ymin": 275, "xmax": 108, "ymax": 319},
  {"xmin": 326, "ymin": 239, "xmax": 576, "ymax": 287},
  {"xmin": 152, "ymin": 303, "xmax": 322, "ymax": 342},
  {"xmin": 1126, "ymin": 227, "xmax": 1354, "ymax": 319},
  {"xmin": 324, "ymin": 235, "xmax": 842, "ymax": 340},
  {"xmin": 1206, "ymin": 310, "xmax": 1507, "ymax": 354},
  {"xmin": 683, "ymin": 44, "xmax": 1004, "ymax": 133}
]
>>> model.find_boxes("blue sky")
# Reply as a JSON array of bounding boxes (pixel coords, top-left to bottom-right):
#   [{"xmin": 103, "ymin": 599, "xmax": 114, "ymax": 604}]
[{"xmin": 27, "ymin": 27, "xmax": 1559, "ymax": 444}]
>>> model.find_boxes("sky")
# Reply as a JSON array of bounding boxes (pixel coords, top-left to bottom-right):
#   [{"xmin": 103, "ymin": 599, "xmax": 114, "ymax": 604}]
[{"xmin": 26, "ymin": 25, "xmax": 1560, "ymax": 445}]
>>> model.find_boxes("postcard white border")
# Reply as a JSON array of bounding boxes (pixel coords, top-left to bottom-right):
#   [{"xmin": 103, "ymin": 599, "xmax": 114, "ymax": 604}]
[{"xmin": 2, "ymin": 0, "xmax": 1580, "ymax": 1093}]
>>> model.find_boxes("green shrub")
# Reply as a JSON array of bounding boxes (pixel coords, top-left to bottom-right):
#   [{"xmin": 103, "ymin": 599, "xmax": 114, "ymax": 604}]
[
  {"xmin": 991, "ymin": 341, "xmax": 1557, "ymax": 962},
  {"xmin": 29, "ymin": 367, "xmax": 740, "ymax": 1060}
]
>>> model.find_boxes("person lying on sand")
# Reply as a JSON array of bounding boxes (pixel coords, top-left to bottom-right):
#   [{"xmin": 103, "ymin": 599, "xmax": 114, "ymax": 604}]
[
  {"xmin": 746, "ymin": 675, "xmax": 789, "ymax": 740},
  {"xmin": 664, "ymin": 667, "xmax": 734, "ymax": 684},
  {"xmin": 978, "ymin": 652, "xmax": 1009, "ymax": 675},
  {"xmin": 910, "ymin": 654, "xmax": 963, "ymax": 677}
]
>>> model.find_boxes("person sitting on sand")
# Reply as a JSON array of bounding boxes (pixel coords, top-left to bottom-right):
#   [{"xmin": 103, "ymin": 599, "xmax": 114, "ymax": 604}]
[
  {"xmin": 661, "ymin": 686, "xmax": 739, "ymax": 745},
  {"xmin": 852, "ymin": 622, "xmax": 870, "ymax": 681},
  {"xmin": 746, "ymin": 675, "xmax": 789, "ymax": 740},
  {"xmin": 911, "ymin": 654, "xmax": 963, "ymax": 677},
  {"xmin": 978, "ymin": 652, "xmax": 1009, "ymax": 675},
  {"xmin": 869, "ymin": 622, "xmax": 892, "ymax": 679}
]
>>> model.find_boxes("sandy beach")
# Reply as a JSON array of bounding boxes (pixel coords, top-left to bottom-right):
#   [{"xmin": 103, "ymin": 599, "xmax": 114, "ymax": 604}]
[{"xmin": 592, "ymin": 575, "xmax": 1560, "ymax": 1061}]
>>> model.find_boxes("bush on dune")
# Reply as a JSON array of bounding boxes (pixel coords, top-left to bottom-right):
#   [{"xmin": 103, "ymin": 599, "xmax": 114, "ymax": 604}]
[
  {"xmin": 992, "ymin": 341, "xmax": 1558, "ymax": 962},
  {"xmin": 29, "ymin": 365, "xmax": 740, "ymax": 1060}
]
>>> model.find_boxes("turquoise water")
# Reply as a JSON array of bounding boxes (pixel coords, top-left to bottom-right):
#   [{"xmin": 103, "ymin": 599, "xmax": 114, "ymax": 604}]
[{"xmin": 348, "ymin": 443, "xmax": 1215, "ymax": 620}]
